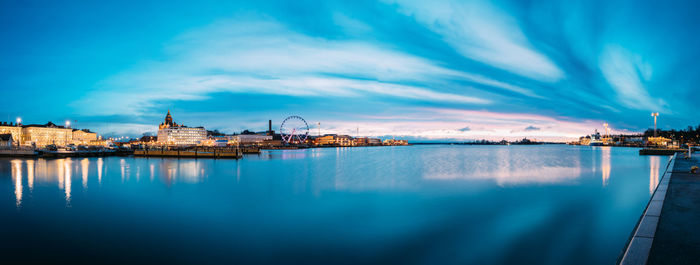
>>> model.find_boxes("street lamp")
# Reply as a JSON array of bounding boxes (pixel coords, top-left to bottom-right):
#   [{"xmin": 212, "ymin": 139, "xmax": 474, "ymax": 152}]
[
  {"xmin": 651, "ymin": 112, "xmax": 659, "ymax": 137},
  {"xmin": 65, "ymin": 120, "xmax": 71, "ymax": 129},
  {"xmin": 16, "ymin": 117, "xmax": 21, "ymax": 126}
]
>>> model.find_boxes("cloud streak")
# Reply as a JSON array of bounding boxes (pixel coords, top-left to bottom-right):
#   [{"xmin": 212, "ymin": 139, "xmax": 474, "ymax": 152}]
[
  {"xmin": 388, "ymin": 0, "xmax": 565, "ymax": 82},
  {"xmin": 599, "ymin": 45, "xmax": 666, "ymax": 112},
  {"xmin": 77, "ymin": 20, "xmax": 508, "ymax": 116}
]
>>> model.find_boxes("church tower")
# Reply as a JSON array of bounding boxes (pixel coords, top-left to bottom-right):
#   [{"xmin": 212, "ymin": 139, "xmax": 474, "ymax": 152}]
[
  {"xmin": 159, "ymin": 110, "xmax": 177, "ymax": 129},
  {"xmin": 164, "ymin": 110, "xmax": 174, "ymax": 126}
]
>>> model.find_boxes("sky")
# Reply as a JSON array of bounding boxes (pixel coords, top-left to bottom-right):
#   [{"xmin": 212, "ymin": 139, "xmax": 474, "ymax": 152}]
[{"xmin": 1, "ymin": 0, "xmax": 700, "ymax": 141}]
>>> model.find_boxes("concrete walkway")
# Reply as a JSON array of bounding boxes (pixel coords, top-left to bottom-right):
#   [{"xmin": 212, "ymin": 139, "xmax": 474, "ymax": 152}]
[{"xmin": 647, "ymin": 156, "xmax": 700, "ymax": 265}]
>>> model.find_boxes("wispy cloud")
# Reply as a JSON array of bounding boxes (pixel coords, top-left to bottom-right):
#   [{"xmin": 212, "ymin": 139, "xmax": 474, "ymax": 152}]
[
  {"xmin": 599, "ymin": 45, "xmax": 666, "ymax": 112},
  {"xmin": 388, "ymin": 0, "xmax": 565, "ymax": 82},
  {"xmin": 75, "ymin": 20, "xmax": 505, "ymax": 116}
]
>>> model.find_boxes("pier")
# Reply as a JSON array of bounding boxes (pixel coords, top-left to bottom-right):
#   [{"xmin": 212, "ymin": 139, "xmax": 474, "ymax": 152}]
[
  {"xmin": 0, "ymin": 148, "xmax": 128, "ymax": 158},
  {"xmin": 134, "ymin": 147, "xmax": 242, "ymax": 158},
  {"xmin": 620, "ymin": 153, "xmax": 700, "ymax": 264},
  {"xmin": 639, "ymin": 148, "xmax": 686, "ymax": 156},
  {"xmin": 0, "ymin": 149, "xmax": 37, "ymax": 157}
]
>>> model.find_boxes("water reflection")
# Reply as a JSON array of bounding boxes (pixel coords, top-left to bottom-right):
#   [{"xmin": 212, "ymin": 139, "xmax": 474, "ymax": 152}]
[
  {"xmin": 3, "ymin": 147, "xmax": 666, "ymax": 209},
  {"xmin": 280, "ymin": 150, "xmax": 309, "ymax": 160},
  {"xmin": 422, "ymin": 147, "xmax": 583, "ymax": 185},
  {"xmin": 156, "ymin": 159, "xmax": 208, "ymax": 186},
  {"xmin": 120, "ymin": 159, "xmax": 127, "ymax": 182},
  {"xmin": 601, "ymin": 147, "xmax": 611, "ymax": 186},
  {"xmin": 649, "ymin": 156, "xmax": 660, "ymax": 194},
  {"xmin": 12, "ymin": 160, "xmax": 22, "ymax": 207},
  {"xmin": 81, "ymin": 158, "xmax": 89, "ymax": 189},
  {"xmin": 1, "ymin": 144, "xmax": 672, "ymax": 264},
  {"xmin": 150, "ymin": 164, "xmax": 155, "ymax": 182},
  {"xmin": 97, "ymin": 157, "xmax": 103, "ymax": 185},
  {"xmin": 64, "ymin": 159, "xmax": 72, "ymax": 206},
  {"xmin": 27, "ymin": 160, "xmax": 34, "ymax": 191}
]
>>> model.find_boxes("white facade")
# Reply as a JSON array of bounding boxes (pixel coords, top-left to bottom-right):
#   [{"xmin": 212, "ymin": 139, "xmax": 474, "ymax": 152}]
[
  {"xmin": 234, "ymin": 134, "xmax": 272, "ymax": 145},
  {"xmin": 157, "ymin": 127, "xmax": 207, "ymax": 146}
]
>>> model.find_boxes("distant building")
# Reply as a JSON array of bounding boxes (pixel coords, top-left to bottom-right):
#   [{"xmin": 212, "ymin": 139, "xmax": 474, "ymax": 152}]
[
  {"xmin": 1, "ymin": 120, "xmax": 100, "ymax": 147},
  {"xmin": 157, "ymin": 110, "xmax": 207, "ymax": 146},
  {"xmin": 354, "ymin": 137, "xmax": 382, "ymax": 146},
  {"xmin": 0, "ymin": 134, "xmax": 13, "ymax": 148},
  {"xmin": 0, "ymin": 122, "xmax": 22, "ymax": 144},
  {"xmin": 315, "ymin": 134, "xmax": 355, "ymax": 146},
  {"xmin": 383, "ymin": 139, "xmax": 408, "ymax": 146},
  {"xmin": 139, "ymin": 135, "xmax": 157, "ymax": 144},
  {"xmin": 234, "ymin": 134, "xmax": 272, "ymax": 145},
  {"xmin": 646, "ymin": 136, "xmax": 671, "ymax": 147},
  {"xmin": 315, "ymin": 134, "xmax": 334, "ymax": 145},
  {"xmin": 72, "ymin": 129, "xmax": 97, "ymax": 145},
  {"xmin": 355, "ymin": 137, "xmax": 368, "ymax": 145},
  {"xmin": 22, "ymin": 122, "xmax": 74, "ymax": 147}
]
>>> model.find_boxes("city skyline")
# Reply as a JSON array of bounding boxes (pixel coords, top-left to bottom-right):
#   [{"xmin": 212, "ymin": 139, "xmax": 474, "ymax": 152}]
[{"xmin": 3, "ymin": 0, "xmax": 700, "ymax": 141}]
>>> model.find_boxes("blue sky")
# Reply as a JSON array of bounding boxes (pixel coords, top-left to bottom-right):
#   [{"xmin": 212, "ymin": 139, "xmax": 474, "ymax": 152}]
[{"xmin": 2, "ymin": 0, "xmax": 699, "ymax": 141}]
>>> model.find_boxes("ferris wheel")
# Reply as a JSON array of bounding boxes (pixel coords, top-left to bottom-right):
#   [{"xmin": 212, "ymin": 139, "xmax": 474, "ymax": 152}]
[{"xmin": 280, "ymin": 116, "xmax": 309, "ymax": 144}]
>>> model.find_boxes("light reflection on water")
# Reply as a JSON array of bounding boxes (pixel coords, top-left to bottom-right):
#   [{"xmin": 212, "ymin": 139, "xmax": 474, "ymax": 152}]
[
  {"xmin": 12, "ymin": 160, "xmax": 21, "ymax": 207},
  {"xmin": 649, "ymin": 155, "xmax": 660, "ymax": 194},
  {"xmin": 0, "ymin": 145, "xmax": 669, "ymax": 264},
  {"xmin": 5, "ymin": 146, "xmax": 667, "ymax": 207},
  {"xmin": 602, "ymin": 147, "xmax": 611, "ymax": 186}
]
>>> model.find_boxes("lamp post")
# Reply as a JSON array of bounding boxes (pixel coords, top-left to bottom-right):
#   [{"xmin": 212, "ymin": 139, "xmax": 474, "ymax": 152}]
[
  {"xmin": 65, "ymin": 120, "xmax": 71, "ymax": 147},
  {"xmin": 651, "ymin": 113, "xmax": 659, "ymax": 137},
  {"xmin": 15, "ymin": 117, "xmax": 21, "ymax": 147}
]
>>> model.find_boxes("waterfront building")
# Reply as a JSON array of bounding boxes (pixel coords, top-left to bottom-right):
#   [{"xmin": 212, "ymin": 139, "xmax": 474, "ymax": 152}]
[
  {"xmin": 234, "ymin": 134, "xmax": 272, "ymax": 145},
  {"xmin": 353, "ymin": 137, "xmax": 382, "ymax": 146},
  {"xmin": 72, "ymin": 129, "xmax": 97, "ymax": 145},
  {"xmin": 198, "ymin": 136, "xmax": 232, "ymax": 147},
  {"xmin": 21, "ymin": 122, "xmax": 74, "ymax": 147},
  {"xmin": 87, "ymin": 139, "xmax": 112, "ymax": 147},
  {"xmin": 646, "ymin": 136, "xmax": 671, "ymax": 147},
  {"xmin": 2, "ymin": 120, "xmax": 101, "ymax": 147},
  {"xmin": 0, "ymin": 123, "xmax": 22, "ymax": 145},
  {"xmin": 157, "ymin": 110, "xmax": 207, "ymax": 146},
  {"xmin": 315, "ymin": 135, "xmax": 334, "ymax": 145},
  {"xmin": 0, "ymin": 134, "xmax": 13, "ymax": 148},
  {"xmin": 383, "ymin": 139, "xmax": 408, "ymax": 146},
  {"xmin": 138, "ymin": 135, "xmax": 157, "ymax": 146},
  {"xmin": 315, "ymin": 134, "xmax": 354, "ymax": 146}
]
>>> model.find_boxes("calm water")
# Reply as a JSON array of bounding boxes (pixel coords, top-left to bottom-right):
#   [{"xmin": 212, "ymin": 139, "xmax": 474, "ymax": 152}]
[{"xmin": 0, "ymin": 145, "xmax": 667, "ymax": 264}]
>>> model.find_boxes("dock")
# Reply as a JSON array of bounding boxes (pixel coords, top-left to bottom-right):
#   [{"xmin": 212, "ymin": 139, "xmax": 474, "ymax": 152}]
[
  {"xmin": 0, "ymin": 149, "xmax": 38, "ymax": 157},
  {"xmin": 619, "ymin": 153, "xmax": 700, "ymax": 264},
  {"xmin": 134, "ymin": 149, "xmax": 242, "ymax": 158},
  {"xmin": 639, "ymin": 148, "xmax": 687, "ymax": 155},
  {"xmin": 1, "ymin": 148, "xmax": 129, "ymax": 158}
]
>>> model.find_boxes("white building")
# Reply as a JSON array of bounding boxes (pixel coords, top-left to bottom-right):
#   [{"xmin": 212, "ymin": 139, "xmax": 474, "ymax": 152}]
[
  {"xmin": 234, "ymin": 134, "xmax": 272, "ymax": 145},
  {"xmin": 156, "ymin": 110, "xmax": 206, "ymax": 146}
]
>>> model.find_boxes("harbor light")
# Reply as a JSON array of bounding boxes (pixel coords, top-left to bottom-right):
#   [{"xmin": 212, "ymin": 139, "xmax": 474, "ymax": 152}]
[{"xmin": 651, "ymin": 112, "xmax": 659, "ymax": 137}]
